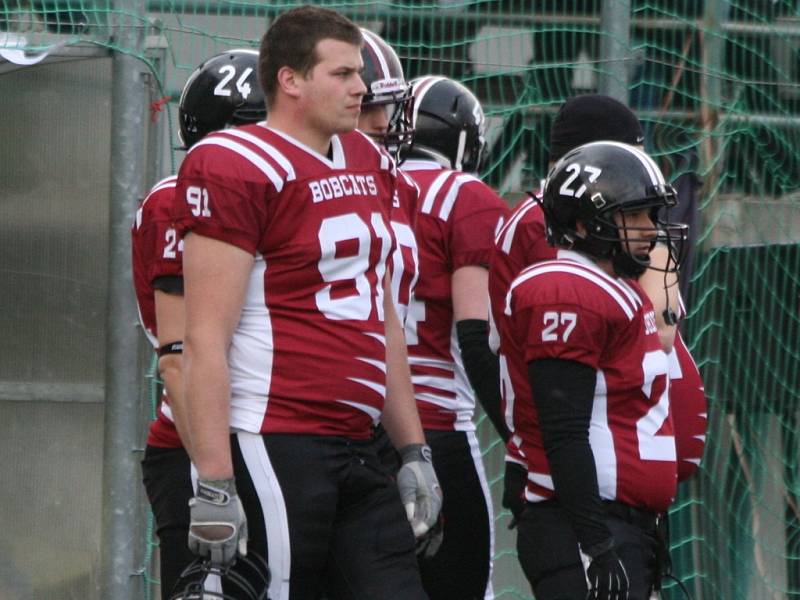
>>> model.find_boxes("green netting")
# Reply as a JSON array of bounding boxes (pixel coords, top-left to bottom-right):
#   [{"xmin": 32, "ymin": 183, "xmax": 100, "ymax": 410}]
[{"xmin": 3, "ymin": 1, "xmax": 798, "ymax": 598}]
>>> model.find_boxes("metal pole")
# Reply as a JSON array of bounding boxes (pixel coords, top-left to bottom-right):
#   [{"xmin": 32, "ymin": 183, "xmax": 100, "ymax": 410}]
[
  {"xmin": 598, "ymin": 0, "xmax": 631, "ymax": 102},
  {"xmin": 697, "ymin": 0, "xmax": 728, "ymax": 255},
  {"xmin": 100, "ymin": 2, "xmax": 148, "ymax": 599}
]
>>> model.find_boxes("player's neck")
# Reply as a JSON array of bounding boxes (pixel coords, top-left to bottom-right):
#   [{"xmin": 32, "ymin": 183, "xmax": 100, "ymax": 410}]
[
  {"xmin": 266, "ymin": 112, "xmax": 333, "ymax": 157},
  {"xmin": 595, "ymin": 257, "xmax": 616, "ymax": 278}
]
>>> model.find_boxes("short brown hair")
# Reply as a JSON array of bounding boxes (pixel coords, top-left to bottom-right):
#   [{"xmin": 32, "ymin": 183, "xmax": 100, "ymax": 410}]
[{"xmin": 259, "ymin": 5, "xmax": 362, "ymax": 106}]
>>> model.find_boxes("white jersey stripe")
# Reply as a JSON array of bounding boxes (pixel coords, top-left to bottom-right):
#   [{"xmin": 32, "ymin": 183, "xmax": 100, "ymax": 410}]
[
  {"xmin": 615, "ymin": 279, "xmax": 643, "ymax": 309},
  {"xmin": 237, "ymin": 432, "xmax": 292, "ymax": 600},
  {"xmin": 412, "ymin": 374, "xmax": 455, "ymax": 391},
  {"xmin": 497, "ymin": 197, "xmax": 537, "ymax": 252},
  {"xmin": 415, "ymin": 391, "xmax": 454, "ymax": 408},
  {"xmin": 190, "ymin": 137, "xmax": 285, "ymax": 192},
  {"xmin": 221, "ymin": 129, "xmax": 296, "ymax": 181},
  {"xmin": 590, "ymin": 371, "xmax": 618, "ymax": 500},
  {"xmin": 365, "ymin": 332, "xmax": 386, "ymax": 346},
  {"xmin": 228, "ymin": 256, "xmax": 272, "ymax": 431},
  {"xmin": 421, "ymin": 170, "xmax": 452, "ymax": 215},
  {"xmin": 528, "ymin": 471, "xmax": 554, "ymax": 491},
  {"xmin": 356, "ymin": 357, "xmax": 387, "ymax": 373},
  {"xmin": 505, "ymin": 262, "xmax": 638, "ymax": 320},
  {"xmin": 465, "ymin": 430, "xmax": 495, "ymax": 600},
  {"xmin": 557, "ymin": 250, "xmax": 641, "ymax": 310},
  {"xmin": 354, "ymin": 129, "xmax": 391, "ymax": 172},
  {"xmin": 330, "ymin": 135, "xmax": 346, "ymax": 169},
  {"xmin": 337, "ymin": 399, "xmax": 382, "ymax": 423},
  {"xmin": 439, "ymin": 174, "xmax": 479, "ymax": 221},
  {"xmin": 137, "ymin": 176, "xmax": 177, "ymax": 228},
  {"xmin": 148, "ymin": 181, "xmax": 177, "ymax": 198},
  {"xmin": 347, "ymin": 377, "xmax": 386, "ymax": 397},
  {"xmin": 148, "ymin": 175, "xmax": 178, "ymax": 196},
  {"xmin": 408, "ymin": 356, "xmax": 455, "ymax": 372}
]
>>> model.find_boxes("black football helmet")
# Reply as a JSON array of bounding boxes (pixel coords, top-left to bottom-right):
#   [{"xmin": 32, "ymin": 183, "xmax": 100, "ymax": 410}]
[
  {"xmin": 540, "ymin": 141, "xmax": 688, "ymax": 278},
  {"xmin": 169, "ymin": 554, "xmax": 270, "ymax": 600},
  {"xmin": 409, "ymin": 76, "xmax": 487, "ymax": 173},
  {"xmin": 360, "ymin": 28, "xmax": 414, "ymax": 161},
  {"xmin": 179, "ymin": 49, "xmax": 267, "ymax": 149}
]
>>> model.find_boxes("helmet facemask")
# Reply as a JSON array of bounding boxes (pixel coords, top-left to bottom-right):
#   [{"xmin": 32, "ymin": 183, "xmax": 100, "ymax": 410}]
[
  {"xmin": 170, "ymin": 554, "xmax": 270, "ymax": 600},
  {"xmin": 361, "ymin": 83, "xmax": 415, "ymax": 163},
  {"xmin": 578, "ymin": 186, "xmax": 687, "ymax": 279}
]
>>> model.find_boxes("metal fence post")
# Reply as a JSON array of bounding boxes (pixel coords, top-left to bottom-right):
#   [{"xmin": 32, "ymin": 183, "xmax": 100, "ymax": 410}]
[
  {"xmin": 598, "ymin": 0, "xmax": 631, "ymax": 102},
  {"xmin": 100, "ymin": 2, "xmax": 149, "ymax": 598}
]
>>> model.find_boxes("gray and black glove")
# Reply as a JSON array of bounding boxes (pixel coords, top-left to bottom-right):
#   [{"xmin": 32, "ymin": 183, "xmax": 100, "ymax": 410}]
[
  {"xmin": 586, "ymin": 546, "xmax": 630, "ymax": 600},
  {"xmin": 188, "ymin": 478, "xmax": 248, "ymax": 566},
  {"xmin": 397, "ymin": 443, "xmax": 443, "ymax": 537}
]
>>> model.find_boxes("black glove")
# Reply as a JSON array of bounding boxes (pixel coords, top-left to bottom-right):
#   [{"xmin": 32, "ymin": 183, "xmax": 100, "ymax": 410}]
[{"xmin": 586, "ymin": 547, "xmax": 630, "ymax": 600}]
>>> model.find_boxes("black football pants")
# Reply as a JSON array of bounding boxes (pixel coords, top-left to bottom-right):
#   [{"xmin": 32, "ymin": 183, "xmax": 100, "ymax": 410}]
[
  {"xmin": 516, "ymin": 500, "xmax": 660, "ymax": 600},
  {"xmin": 141, "ymin": 444, "xmax": 197, "ymax": 599},
  {"xmin": 232, "ymin": 432, "xmax": 428, "ymax": 600},
  {"xmin": 418, "ymin": 429, "xmax": 494, "ymax": 600}
]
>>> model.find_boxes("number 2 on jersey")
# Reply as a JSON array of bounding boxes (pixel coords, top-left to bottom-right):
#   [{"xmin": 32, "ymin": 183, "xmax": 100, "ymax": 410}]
[
  {"xmin": 163, "ymin": 228, "xmax": 184, "ymax": 259},
  {"xmin": 637, "ymin": 350, "xmax": 676, "ymax": 462}
]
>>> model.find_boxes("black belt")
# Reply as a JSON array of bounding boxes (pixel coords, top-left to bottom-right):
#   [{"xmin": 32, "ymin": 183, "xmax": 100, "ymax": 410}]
[{"xmin": 602, "ymin": 500, "xmax": 661, "ymax": 531}]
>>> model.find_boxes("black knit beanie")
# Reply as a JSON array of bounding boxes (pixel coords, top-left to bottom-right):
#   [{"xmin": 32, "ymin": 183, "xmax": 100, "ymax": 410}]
[{"xmin": 548, "ymin": 94, "xmax": 644, "ymax": 164}]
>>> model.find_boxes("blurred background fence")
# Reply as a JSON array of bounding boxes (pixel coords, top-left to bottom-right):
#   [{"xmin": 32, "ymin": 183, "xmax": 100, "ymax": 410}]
[{"xmin": 0, "ymin": 1, "xmax": 798, "ymax": 599}]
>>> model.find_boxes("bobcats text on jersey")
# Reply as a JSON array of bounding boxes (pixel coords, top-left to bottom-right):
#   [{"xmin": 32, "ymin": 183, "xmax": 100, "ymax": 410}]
[{"xmin": 309, "ymin": 173, "xmax": 378, "ymax": 202}]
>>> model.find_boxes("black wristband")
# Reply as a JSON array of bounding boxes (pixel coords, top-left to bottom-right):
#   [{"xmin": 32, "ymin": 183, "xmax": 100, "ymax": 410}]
[
  {"xmin": 152, "ymin": 275, "xmax": 184, "ymax": 295},
  {"xmin": 158, "ymin": 341, "xmax": 183, "ymax": 356}
]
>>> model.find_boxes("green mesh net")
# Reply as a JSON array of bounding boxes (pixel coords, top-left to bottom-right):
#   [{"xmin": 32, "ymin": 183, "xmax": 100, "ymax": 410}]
[{"xmin": 3, "ymin": 1, "xmax": 798, "ymax": 598}]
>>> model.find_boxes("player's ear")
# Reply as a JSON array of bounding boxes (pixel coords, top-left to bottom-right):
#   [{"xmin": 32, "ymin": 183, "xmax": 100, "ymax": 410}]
[{"xmin": 276, "ymin": 66, "xmax": 302, "ymax": 99}]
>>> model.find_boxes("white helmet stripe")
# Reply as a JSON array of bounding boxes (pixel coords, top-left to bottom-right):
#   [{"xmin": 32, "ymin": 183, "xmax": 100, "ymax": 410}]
[
  {"xmin": 362, "ymin": 30, "xmax": 391, "ymax": 80},
  {"xmin": 410, "ymin": 75, "xmax": 446, "ymax": 127},
  {"xmin": 579, "ymin": 140, "xmax": 664, "ymax": 186}
]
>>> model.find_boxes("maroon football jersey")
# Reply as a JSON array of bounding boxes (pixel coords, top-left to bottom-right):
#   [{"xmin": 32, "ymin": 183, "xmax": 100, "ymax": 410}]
[
  {"xmin": 489, "ymin": 192, "xmax": 557, "ymax": 466},
  {"xmin": 402, "ymin": 159, "xmax": 510, "ymax": 431},
  {"xmin": 175, "ymin": 125, "xmax": 399, "ymax": 439},
  {"xmin": 131, "ymin": 175, "xmax": 183, "ymax": 448},
  {"xmin": 505, "ymin": 251, "xmax": 678, "ymax": 512},
  {"xmin": 669, "ymin": 330, "xmax": 707, "ymax": 481},
  {"xmin": 489, "ymin": 194, "xmax": 557, "ymax": 342},
  {"xmin": 388, "ymin": 170, "xmax": 420, "ymax": 326}
]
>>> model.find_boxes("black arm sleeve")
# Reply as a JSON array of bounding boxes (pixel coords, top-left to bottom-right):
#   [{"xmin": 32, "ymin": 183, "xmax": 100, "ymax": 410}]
[
  {"xmin": 456, "ymin": 319, "xmax": 510, "ymax": 442},
  {"xmin": 529, "ymin": 358, "xmax": 613, "ymax": 555},
  {"xmin": 152, "ymin": 275, "xmax": 184, "ymax": 295}
]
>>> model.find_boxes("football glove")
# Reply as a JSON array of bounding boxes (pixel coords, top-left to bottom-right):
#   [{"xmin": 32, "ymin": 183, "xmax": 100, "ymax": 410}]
[
  {"xmin": 188, "ymin": 478, "xmax": 248, "ymax": 566},
  {"xmin": 397, "ymin": 443, "xmax": 443, "ymax": 537},
  {"xmin": 586, "ymin": 547, "xmax": 630, "ymax": 600},
  {"xmin": 416, "ymin": 512, "xmax": 444, "ymax": 559}
]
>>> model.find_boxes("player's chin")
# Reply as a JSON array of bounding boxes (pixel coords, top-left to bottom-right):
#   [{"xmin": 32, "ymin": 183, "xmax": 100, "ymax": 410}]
[{"xmin": 335, "ymin": 114, "xmax": 360, "ymax": 133}]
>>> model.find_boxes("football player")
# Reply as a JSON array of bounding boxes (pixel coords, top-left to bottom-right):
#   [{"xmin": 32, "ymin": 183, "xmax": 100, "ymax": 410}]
[
  {"xmin": 502, "ymin": 141, "xmax": 688, "ymax": 600},
  {"xmin": 399, "ymin": 75, "xmax": 510, "ymax": 600},
  {"xmin": 357, "ymin": 27, "xmax": 420, "ymax": 331},
  {"xmin": 174, "ymin": 7, "xmax": 440, "ymax": 599},
  {"xmin": 490, "ymin": 94, "xmax": 706, "ymax": 546},
  {"xmin": 132, "ymin": 48, "xmax": 265, "ymax": 599}
]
